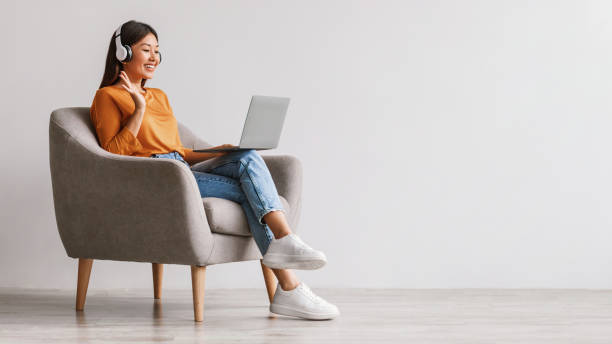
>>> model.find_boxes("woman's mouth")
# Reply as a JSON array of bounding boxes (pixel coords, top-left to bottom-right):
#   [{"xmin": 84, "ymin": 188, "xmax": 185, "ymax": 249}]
[{"xmin": 144, "ymin": 64, "xmax": 156, "ymax": 71}]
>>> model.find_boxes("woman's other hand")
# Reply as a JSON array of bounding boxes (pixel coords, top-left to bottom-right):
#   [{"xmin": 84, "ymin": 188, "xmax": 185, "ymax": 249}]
[
  {"xmin": 210, "ymin": 144, "xmax": 238, "ymax": 157},
  {"xmin": 215, "ymin": 144, "xmax": 238, "ymax": 150},
  {"xmin": 188, "ymin": 144, "xmax": 240, "ymax": 163},
  {"xmin": 118, "ymin": 71, "xmax": 146, "ymax": 111}
]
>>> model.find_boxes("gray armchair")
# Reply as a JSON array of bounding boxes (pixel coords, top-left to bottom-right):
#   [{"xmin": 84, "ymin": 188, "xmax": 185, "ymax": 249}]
[{"xmin": 48, "ymin": 107, "xmax": 303, "ymax": 322}]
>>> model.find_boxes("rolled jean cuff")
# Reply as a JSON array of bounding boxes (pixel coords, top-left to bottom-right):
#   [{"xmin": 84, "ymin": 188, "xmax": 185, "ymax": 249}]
[{"xmin": 257, "ymin": 207, "xmax": 286, "ymax": 225}]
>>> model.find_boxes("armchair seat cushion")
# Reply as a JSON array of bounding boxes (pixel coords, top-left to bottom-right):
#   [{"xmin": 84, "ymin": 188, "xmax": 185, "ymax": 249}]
[{"xmin": 202, "ymin": 196, "xmax": 291, "ymax": 237}]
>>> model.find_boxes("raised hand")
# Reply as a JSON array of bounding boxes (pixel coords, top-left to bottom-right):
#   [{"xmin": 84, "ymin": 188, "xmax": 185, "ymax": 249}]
[{"xmin": 118, "ymin": 71, "xmax": 146, "ymax": 111}]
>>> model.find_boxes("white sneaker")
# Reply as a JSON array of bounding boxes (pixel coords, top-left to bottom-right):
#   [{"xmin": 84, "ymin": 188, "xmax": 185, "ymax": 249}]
[
  {"xmin": 262, "ymin": 233, "xmax": 327, "ymax": 270},
  {"xmin": 270, "ymin": 282, "xmax": 340, "ymax": 320}
]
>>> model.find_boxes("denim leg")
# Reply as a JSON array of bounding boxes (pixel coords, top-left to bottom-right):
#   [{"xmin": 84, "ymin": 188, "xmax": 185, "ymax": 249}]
[
  {"xmin": 150, "ymin": 152, "xmax": 191, "ymax": 168},
  {"xmin": 190, "ymin": 171, "xmax": 275, "ymax": 255},
  {"xmin": 150, "ymin": 151, "xmax": 275, "ymax": 254},
  {"xmin": 190, "ymin": 149, "xmax": 285, "ymax": 225}
]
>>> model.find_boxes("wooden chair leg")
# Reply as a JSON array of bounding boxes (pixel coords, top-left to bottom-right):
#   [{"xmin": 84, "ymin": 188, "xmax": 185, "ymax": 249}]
[
  {"xmin": 190, "ymin": 265, "xmax": 206, "ymax": 322},
  {"xmin": 260, "ymin": 259, "xmax": 277, "ymax": 303},
  {"xmin": 76, "ymin": 258, "xmax": 93, "ymax": 311},
  {"xmin": 152, "ymin": 263, "xmax": 163, "ymax": 299}
]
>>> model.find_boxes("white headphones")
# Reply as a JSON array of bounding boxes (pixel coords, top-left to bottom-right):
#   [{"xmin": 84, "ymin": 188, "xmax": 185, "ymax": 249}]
[
  {"xmin": 114, "ymin": 23, "xmax": 162, "ymax": 64},
  {"xmin": 114, "ymin": 24, "xmax": 132, "ymax": 62}
]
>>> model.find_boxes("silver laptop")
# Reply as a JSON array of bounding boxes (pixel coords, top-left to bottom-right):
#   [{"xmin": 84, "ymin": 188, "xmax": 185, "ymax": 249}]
[{"xmin": 194, "ymin": 95, "xmax": 290, "ymax": 153}]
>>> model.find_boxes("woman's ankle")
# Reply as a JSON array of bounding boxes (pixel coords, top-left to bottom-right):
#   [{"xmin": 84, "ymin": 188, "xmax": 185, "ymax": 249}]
[
  {"xmin": 280, "ymin": 280, "xmax": 300, "ymax": 291},
  {"xmin": 274, "ymin": 231, "xmax": 291, "ymax": 240}
]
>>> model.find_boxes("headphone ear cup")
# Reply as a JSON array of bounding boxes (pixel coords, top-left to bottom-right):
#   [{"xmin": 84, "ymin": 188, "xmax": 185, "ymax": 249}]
[
  {"xmin": 124, "ymin": 45, "xmax": 133, "ymax": 62},
  {"xmin": 158, "ymin": 51, "xmax": 162, "ymax": 64},
  {"xmin": 116, "ymin": 45, "xmax": 127, "ymax": 61}
]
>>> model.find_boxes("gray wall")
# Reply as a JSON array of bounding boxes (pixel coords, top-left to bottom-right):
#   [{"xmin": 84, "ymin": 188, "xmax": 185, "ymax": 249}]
[{"xmin": 2, "ymin": 0, "xmax": 611, "ymax": 289}]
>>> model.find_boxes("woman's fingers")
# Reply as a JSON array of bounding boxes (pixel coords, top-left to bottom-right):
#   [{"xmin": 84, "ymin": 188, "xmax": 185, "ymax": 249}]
[{"xmin": 118, "ymin": 72, "xmax": 132, "ymax": 92}]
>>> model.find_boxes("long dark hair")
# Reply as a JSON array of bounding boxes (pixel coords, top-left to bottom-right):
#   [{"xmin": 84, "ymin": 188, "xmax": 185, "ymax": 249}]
[{"xmin": 98, "ymin": 20, "xmax": 159, "ymax": 89}]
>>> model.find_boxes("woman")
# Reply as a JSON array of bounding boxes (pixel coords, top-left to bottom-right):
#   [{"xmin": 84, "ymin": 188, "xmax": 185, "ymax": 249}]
[{"xmin": 90, "ymin": 20, "xmax": 339, "ymax": 320}]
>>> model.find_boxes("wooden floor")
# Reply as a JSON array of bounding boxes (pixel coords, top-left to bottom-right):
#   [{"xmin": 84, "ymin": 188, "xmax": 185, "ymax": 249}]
[{"xmin": 1, "ymin": 288, "xmax": 611, "ymax": 343}]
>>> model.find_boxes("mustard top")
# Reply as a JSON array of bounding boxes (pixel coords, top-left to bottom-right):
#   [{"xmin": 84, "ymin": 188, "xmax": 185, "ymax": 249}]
[{"xmin": 90, "ymin": 86, "xmax": 197, "ymax": 160}]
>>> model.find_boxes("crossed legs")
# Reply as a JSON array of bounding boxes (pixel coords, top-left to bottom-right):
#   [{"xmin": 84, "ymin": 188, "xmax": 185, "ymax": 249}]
[
  {"xmin": 262, "ymin": 210, "xmax": 300, "ymax": 290},
  {"xmin": 190, "ymin": 150, "xmax": 302, "ymax": 291}
]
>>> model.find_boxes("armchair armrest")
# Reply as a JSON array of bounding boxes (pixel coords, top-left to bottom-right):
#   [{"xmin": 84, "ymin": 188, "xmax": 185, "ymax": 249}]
[
  {"xmin": 261, "ymin": 154, "xmax": 303, "ymax": 229},
  {"xmin": 261, "ymin": 154, "xmax": 303, "ymax": 206},
  {"xmin": 49, "ymin": 119, "xmax": 214, "ymax": 266}
]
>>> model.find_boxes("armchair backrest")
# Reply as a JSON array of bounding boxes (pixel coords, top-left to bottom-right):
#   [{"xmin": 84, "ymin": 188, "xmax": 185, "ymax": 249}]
[
  {"xmin": 48, "ymin": 107, "xmax": 214, "ymax": 265},
  {"xmin": 48, "ymin": 107, "xmax": 212, "ymax": 152}
]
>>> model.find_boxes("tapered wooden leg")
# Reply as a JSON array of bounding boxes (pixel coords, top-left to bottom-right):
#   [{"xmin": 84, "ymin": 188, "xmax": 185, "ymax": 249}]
[
  {"xmin": 191, "ymin": 265, "xmax": 206, "ymax": 322},
  {"xmin": 152, "ymin": 263, "xmax": 163, "ymax": 299},
  {"xmin": 76, "ymin": 258, "xmax": 93, "ymax": 311},
  {"xmin": 260, "ymin": 259, "xmax": 277, "ymax": 303}
]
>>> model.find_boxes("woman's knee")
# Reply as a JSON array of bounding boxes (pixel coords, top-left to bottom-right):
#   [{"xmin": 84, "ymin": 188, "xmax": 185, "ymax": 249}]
[{"xmin": 236, "ymin": 149, "xmax": 263, "ymax": 163}]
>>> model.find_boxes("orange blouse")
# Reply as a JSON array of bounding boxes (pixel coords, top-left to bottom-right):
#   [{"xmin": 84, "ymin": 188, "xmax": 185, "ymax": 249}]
[{"xmin": 90, "ymin": 86, "xmax": 199, "ymax": 161}]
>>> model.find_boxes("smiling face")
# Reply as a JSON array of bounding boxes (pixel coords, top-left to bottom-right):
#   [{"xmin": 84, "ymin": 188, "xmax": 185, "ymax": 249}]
[{"xmin": 122, "ymin": 32, "xmax": 160, "ymax": 82}]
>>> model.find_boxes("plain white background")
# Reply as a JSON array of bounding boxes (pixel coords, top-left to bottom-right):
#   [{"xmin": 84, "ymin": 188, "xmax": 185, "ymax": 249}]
[{"xmin": 1, "ymin": 0, "xmax": 612, "ymax": 290}]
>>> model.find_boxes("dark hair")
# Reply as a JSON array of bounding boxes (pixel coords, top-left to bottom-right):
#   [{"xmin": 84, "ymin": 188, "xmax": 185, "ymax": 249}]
[{"xmin": 98, "ymin": 20, "xmax": 159, "ymax": 89}]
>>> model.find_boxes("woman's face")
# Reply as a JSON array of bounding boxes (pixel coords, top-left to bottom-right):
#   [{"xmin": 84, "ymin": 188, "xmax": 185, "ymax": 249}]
[{"xmin": 123, "ymin": 32, "xmax": 159, "ymax": 81}]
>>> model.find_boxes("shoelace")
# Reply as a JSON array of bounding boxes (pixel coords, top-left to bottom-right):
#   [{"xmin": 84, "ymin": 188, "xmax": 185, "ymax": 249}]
[
  {"xmin": 291, "ymin": 235, "xmax": 312, "ymax": 250},
  {"xmin": 299, "ymin": 283, "xmax": 323, "ymax": 304}
]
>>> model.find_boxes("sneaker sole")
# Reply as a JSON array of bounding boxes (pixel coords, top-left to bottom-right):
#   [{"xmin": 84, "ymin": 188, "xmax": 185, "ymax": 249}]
[
  {"xmin": 262, "ymin": 254, "xmax": 327, "ymax": 270},
  {"xmin": 270, "ymin": 303, "xmax": 339, "ymax": 320}
]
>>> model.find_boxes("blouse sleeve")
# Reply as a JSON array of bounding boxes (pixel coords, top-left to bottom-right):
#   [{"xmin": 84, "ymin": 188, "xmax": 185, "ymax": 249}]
[
  {"xmin": 182, "ymin": 148, "xmax": 198, "ymax": 164},
  {"xmin": 90, "ymin": 90, "xmax": 143, "ymax": 155},
  {"xmin": 158, "ymin": 89, "xmax": 190, "ymax": 158}
]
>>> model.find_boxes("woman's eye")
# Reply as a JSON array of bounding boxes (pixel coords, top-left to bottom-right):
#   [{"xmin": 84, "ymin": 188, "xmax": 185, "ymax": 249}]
[
  {"xmin": 143, "ymin": 50, "xmax": 150, "ymax": 52},
  {"xmin": 155, "ymin": 51, "xmax": 159, "ymax": 54}
]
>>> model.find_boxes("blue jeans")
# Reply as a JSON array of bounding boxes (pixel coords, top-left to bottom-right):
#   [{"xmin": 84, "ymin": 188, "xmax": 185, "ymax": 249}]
[{"xmin": 149, "ymin": 150, "xmax": 284, "ymax": 255}]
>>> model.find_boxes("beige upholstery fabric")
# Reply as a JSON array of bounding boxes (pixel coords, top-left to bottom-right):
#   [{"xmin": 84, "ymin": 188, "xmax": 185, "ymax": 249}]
[
  {"xmin": 203, "ymin": 196, "xmax": 291, "ymax": 237},
  {"xmin": 49, "ymin": 107, "xmax": 302, "ymax": 267}
]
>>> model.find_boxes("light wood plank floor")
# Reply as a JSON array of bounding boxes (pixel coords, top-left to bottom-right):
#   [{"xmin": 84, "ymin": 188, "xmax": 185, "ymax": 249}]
[{"xmin": 1, "ymin": 288, "xmax": 611, "ymax": 343}]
